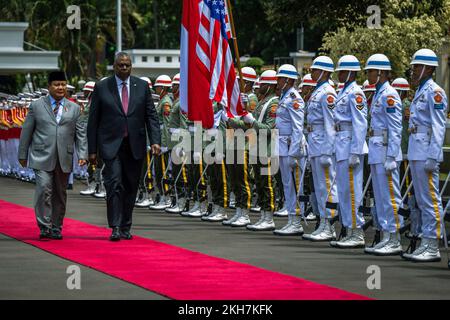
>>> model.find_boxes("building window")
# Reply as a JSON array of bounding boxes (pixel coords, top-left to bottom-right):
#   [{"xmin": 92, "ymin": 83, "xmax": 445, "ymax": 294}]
[
  {"xmin": 166, "ymin": 56, "xmax": 172, "ymax": 63},
  {"xmin": 142, "ymin": 56, "xmax": 147, "ymax": 62},
  {"xmin": 154, "ymin": 56, "xmax": 160, "ymax": 63}
]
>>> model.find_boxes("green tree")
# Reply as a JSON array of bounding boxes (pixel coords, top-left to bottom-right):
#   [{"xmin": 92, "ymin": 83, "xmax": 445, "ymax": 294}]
[{"xmin": 320, "ymin": 0, "xmax": 449, "ymax": 80}]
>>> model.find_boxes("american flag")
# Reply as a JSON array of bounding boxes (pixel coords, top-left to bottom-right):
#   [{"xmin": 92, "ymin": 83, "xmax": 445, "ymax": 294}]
[{"xmin": 180, "ymin": 0, "xmax": 245, "ymax": 128}]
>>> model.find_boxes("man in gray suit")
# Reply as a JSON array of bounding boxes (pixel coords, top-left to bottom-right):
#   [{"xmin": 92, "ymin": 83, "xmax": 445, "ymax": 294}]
[{"xmin": 18, "ymin": 71, "xmax": 88, "ymax": 240}]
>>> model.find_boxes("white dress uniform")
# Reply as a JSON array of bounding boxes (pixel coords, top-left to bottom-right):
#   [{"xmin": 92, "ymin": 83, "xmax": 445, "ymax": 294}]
[
  {"xmin": 275, "ymin": 86, "xmax": 306, "ymax": 219},
  {"xmin": 306, "ymin": 80, "xmax": 339, "ymax": 220},
  {"xmin": 407, "ymin": 78, "xmax": 447, "ymax": 240},
  {"xmin": 367, "ymin": 81, "xmax": 404, "ymax": 252},
  {"xmin": 334, "ymin": 81, "xmax": 368, "ymax": 230}
]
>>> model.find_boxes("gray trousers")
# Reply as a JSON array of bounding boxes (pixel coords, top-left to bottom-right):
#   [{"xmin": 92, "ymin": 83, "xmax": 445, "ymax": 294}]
[{"xmin": 34, "ymin": 160, "xmax": 70, "ymax": 232}]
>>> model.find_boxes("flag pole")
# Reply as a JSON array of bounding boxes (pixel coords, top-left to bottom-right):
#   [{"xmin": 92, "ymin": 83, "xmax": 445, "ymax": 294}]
[{"xmin": 226, "ymin": 0, "xmax": 245, "ymax": 92}]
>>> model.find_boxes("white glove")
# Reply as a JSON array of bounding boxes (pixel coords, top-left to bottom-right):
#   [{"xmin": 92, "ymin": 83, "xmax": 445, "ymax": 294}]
[
  {"xmin": 242, "ymin": 112, "xmax": 255, "ymax": 124},
  {"xmin": 161, "ymin": 146, "xmax": 169, "ymax": 154},
  {"xmin": 215, "ymin": 152, "xmax": 225, "ymax": 163},
  {"xmin": 240, "ymin": 93, "xmax": 249, "ymax": 106},
  {"xmin": 319, "ymin": 155, "xmax": 332, "ymax": 168},
  {"xmin": 348, "ymin": 154, "xmax": 360, "ymax": 168},
  {"xmin": 424, "ymin": 158, "xmax": 438, "ymax": 173},
  {"xmin": 288, "ymin": 157, "xmax": 298, "ymax": 169},
  {"xmin": 175, "ymin": 147, "xmax": 185, "ymax": 159},
  {"xmin": 193, "ymin": 152, "xmax": 202, "ymax": 163},
  {"xmin": 384, "ymin": 156, "xmax": 397, "ymax": 174},
  {"xmin": 221, "ymin": 110, "xmax": 229, "ymax": 122}
]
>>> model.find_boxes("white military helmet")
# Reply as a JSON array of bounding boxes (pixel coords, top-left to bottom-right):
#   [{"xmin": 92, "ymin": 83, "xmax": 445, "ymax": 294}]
[
  {"xmin": 83, "ymin": 81, "xmax": 96, "ymax": 92},
  {"xmin": 301, "ymin": 74, "xmax": 316, "ymax": 87},
  {"xmin": 172, "ymin": 73, "xmax": 180, "ymax": 85},
  {"xmin": 276, "ymin": 64, "xmax": 298, "ymax": 80},
  {"xmin": 239, "ymin": 66, "xmax": 257, "ymax": 82},
  {"xmin": 410, "ymin": 48, "xmax": 439, "ymax": 67},
  {"xmin": 364, "ymin": 54, "xmax": 391, "ymax": 70},
  {"xmin": 100, "ymin": 77, "xmax": 108, "ymax": 81},
  {"xmin": 311, "ymin": 56, "xmax": 334, "ymax": 72},
  {"xmin": 259, "ymin": 70, "xmax": 277, "ymax": 85},
  {"xmin": 154, "ymin": 75, "xmax": 172, "ymax": 87},
  {"xmin": 67, "ymin": 84, "xmax": 75, "ymax": 91},
  {"xmin": 335, "ymin": 55, "xmax": 361, "ymax": 71},
  {"xmin": 362, "ymin": 80, "xmax": 376, "ymax": 92},
  {"xmin": 140, "ymin": 76, "xmax": 153, "ymax": 88},
  {"xmin": 392, "ymin": 78, "xmax": 410, "ymax": 91}
]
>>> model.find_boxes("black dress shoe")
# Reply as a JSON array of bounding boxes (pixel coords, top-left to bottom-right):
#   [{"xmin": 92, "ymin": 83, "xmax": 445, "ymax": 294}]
[
  {"xmin": 120, "ymin": 230, "xmax": 133, "ymax": 240},
  {"xmin": 51, "ymin": 230, "xmax": 63, "ymax": 240},
  {"xmin": 110, "ymin": 227, "xmax": 121, "ymax": 241},
  {"xmin": 39, "ymin": 229, "xmax": 51, "ymax": 240},
  {"xmin": 67, "ymin": 184, "xmax": 73, "ymax": 190}
]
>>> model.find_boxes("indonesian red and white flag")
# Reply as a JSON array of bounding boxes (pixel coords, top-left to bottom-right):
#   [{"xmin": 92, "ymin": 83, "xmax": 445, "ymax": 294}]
[{"xmin": 180, "ymin": 0, "xmax": 245, "ymax": 128}]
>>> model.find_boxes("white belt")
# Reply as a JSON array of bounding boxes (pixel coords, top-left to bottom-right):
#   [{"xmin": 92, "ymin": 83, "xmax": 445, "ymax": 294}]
[{"xmin": 368, "ymin": 128, "xmax": 387, "ymax": 137}]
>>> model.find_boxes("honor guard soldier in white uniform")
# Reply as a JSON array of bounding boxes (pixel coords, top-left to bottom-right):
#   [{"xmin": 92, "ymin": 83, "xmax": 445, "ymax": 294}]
[
  {"xmin": 329, "ymin": 55, "xmax": 368, "ymax": 248},
  {"xmin": 364, "ymin": 54, "xmax": 404, "ymax": 255},
  {"xmin": 402, "ymin": 49, "xmax": 448, "ymax": 262},
  {"xmin": 302, "ymin": 56, "xmax": 339, "ymax": 241},
  {"xmin": 271, "ymin": 64, "xmax": 307, "ymax": 236}
]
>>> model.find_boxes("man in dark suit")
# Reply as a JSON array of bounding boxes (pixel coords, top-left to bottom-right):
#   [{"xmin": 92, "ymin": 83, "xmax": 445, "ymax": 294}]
[
  {"xmin": 87, "ymin": 52, "xmax": 161, "ymax": 241},
  {"xmin": 18, "ymin": 71, "xmax": 88, "ymax": 240}
]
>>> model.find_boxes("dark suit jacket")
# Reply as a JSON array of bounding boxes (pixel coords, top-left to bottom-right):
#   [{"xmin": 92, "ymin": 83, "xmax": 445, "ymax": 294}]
[{"xmin": 87, "ymin": 76, "xmax": 161, "ymax": 160}]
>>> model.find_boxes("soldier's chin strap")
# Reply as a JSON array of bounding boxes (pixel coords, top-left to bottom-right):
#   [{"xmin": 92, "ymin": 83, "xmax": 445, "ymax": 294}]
[
  {"xmin": 372, "ymin": 70, "xmax": 382, "ymax": 87},
  {"xmin": 316, "ymin": 70, "xmax": 325, "ymax": 83},
  {"xmin": 262, "ymin": 85, "xmax": 270, "ymax": 97},
  {"xmin": 280, "ymin": 78, "xmax": 293, "ymax": 97},
  {"xmin": 417, "ymin": 65, "xmax": 426, "ymax": 84},
  {"xmin": 345, "ymin": 71, "xmax": 352, "ymax": 84}
]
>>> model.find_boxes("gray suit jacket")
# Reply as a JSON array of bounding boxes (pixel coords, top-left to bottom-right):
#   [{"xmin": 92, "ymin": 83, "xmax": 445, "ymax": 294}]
[{"xmin": 18, "ymin": 96, "xmax": 88, "ymax": 173}]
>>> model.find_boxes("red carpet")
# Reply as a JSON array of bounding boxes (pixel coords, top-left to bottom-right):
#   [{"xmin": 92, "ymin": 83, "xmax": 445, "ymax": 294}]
[{"xmin": 0, "ymin": 199, "xmax": 370, "ymax": 300}]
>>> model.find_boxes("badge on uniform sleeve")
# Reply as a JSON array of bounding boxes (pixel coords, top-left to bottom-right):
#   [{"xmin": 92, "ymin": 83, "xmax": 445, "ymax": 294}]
[
  {"xmin": 355, "ymin": 94, "xmax": 364, "ymax": 111},
  {"xmin": 293, "ymin": 99, "xmax": 302, "ymax": 110},
  {"xmin": 290, "ymin": 92, "xmax": 296, "ymax": 99},
  {"xmin": 326, "ymin": 95, "xmax": 335, "ymax": 110},
  {"xmin": 269, "ymin": 104, "xmax": 278, "ymax": 118},
  {"xmin": 387, "ymin": 96, "xmax": 395, "ymax": 106},
  {"xmin": 163, "ymin": 103, "xmax": 171, "ymax": 116},
  {"xmin": 434, "ymin": 91, "xmax": 444, "ymax": 109}
]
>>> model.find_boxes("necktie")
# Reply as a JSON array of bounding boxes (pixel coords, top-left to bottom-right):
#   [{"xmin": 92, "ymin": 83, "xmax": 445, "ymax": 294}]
[
  {"xmin": 121, "ymin": 82, "xmax": 129, "ymax": 114},
  {"xmin": 121, "ymin": 82, "xmax": 129, "ymax": 137},
  {"xmin": 53, "ymin": 101, "xmax": 60, "ymax": 121}
]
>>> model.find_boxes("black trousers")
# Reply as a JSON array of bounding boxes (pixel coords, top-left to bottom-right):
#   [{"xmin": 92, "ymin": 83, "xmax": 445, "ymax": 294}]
[{"xmin": 103, "ymin": 137, "xmax": 143, "ymax": 230}]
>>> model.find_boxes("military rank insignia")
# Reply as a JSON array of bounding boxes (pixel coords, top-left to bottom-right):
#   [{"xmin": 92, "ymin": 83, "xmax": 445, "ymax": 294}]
[
  {"xmin": 326, "ymin": 95, "xmax": 335, "ymax": 110},
  {"xmin": 290, "ymin": 92, "xmax": 296, "ymax": 99},
  {"xmin": 355, "ymin": 94, "xmax": 364, "ymax": 110}
]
